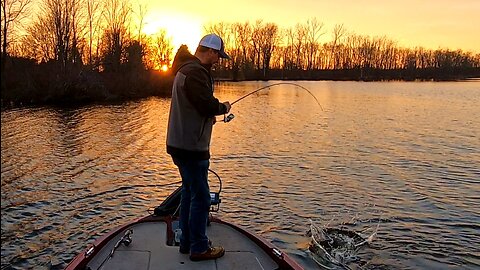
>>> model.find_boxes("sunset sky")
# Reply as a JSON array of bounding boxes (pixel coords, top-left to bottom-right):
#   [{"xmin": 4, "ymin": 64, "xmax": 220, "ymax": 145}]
[{"xmin": 140, "ymin": 0, "xmax": 480, "ymax": 53}]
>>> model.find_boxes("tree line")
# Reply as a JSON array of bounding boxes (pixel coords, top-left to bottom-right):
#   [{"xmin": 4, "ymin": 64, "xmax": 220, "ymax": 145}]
[
  {"xmin": 2, "ymin": 0, "xmax": 175, "ymax": 106},
  {"xmin": 205, "ymin": 19, "xmax": 480, "ymax": 80},
  {"xmin": 2, "ymin": 0, "xmax": 479, "ymax": 106},
  {"xmin": 2, "ymin": 0, "xmax": 173, "ymax": 70}
]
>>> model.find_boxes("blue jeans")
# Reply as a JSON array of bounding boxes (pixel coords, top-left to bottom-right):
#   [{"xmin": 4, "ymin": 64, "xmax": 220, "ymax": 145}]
[{"xmin": 172, "ymin": 157, "xmax": 211, "ymax": 254}]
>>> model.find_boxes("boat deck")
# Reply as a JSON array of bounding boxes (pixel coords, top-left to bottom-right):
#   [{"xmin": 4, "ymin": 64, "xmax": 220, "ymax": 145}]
[{"xmin": 86, "ymin": 221, "xmax": 280, "ymax": 270}]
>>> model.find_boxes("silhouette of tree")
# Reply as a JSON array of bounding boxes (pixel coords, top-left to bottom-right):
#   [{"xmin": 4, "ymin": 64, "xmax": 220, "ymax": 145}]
[
  {"xmin": 125, "ymin": 40, "xmax": 143, "ymax": 71},
  {"xmin": 1, "ymin": 0, "xmax": 32, "ymax": 59},
  {"xmin": 133, "ymin": 2, "xmax": 147, "ymax": 45},
  {"xmin": 85, "ymin": 0, "xmax": 102, "ymax": 67},
  {"xmin": 146, "ymin": 29, "xmax": 173, "ymax": 70},
  {"xmin": 22, "ymin": 14, "xmax": 56, "ymax": 62},
  {"xmin": 305, "ymin": 18, "xmax": 324, "ymax": 71},
  {"xmin": 330, "ymin": 24, "xmax": 345, "ymax": 69},
  {"xmin": 1, "ymin": 0, "xmax": 32, "ymax": 79},
  {"xmin": 100, "ymin": 0, "xmax": 131, "ymax": 72},
  {"xmin": 258, "ymin": 22, "xmax": 279, "ymax": 79},
  {"xmin": 47, "ymin": 0, "xmax": 83, "ymax": 68}
]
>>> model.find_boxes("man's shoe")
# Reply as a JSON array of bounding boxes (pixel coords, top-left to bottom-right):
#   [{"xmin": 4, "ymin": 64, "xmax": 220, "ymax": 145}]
[{"xmin": 189, "ymin": 246, "xmax": 225, "ymax": 261}]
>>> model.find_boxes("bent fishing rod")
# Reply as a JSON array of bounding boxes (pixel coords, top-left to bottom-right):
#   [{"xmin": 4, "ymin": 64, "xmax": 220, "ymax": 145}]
[{"xmin": 222, "ymin": 82, "xmax": 324, "ymax": 123}]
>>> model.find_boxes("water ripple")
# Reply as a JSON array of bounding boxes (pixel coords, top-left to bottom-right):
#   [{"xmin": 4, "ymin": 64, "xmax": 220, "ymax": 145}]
[{"xmin": 2, "ymin": 83, "xmax": 480, "ymax": 269}]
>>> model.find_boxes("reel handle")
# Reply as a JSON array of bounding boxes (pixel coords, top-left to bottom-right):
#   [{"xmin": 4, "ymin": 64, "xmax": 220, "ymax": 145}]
[{"xmin": 223, "ymin": 113, "xmax": 235, "ymax": 123}]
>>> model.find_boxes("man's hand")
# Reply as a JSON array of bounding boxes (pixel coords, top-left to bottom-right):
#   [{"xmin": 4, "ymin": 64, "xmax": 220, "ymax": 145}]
[{"xmin": 223, "ymin": 101, "xmax": 231, "ymax": 113}]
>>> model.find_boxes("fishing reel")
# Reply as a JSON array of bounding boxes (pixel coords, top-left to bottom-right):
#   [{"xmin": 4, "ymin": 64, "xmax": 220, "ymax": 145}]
[
  {"xmin": 208, "ymin": 169, "xmax": 222, "ymax": 212},
  {"xmin": 223, "ymin": 113, "xmax": 235, "ymax": 123}
]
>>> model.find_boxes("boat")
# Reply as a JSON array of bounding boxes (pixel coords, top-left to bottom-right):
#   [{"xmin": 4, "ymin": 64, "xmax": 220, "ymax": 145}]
[{"xmin": 65, "ymin": 172, "xmax": 304, "ymax": 270}]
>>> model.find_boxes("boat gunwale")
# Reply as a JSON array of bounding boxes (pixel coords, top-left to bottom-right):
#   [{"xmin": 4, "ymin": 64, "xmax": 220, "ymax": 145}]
[
  {"xmin": 210, "ymin": 216, "xmax": 304, "ymax": 270},
  {"xmin": 64, "ymin": 215, "xmax": 170, "ymax": 270},
  {"xmin": 64, "ymin": 214, "xmax": 303, "ymax": 270}
]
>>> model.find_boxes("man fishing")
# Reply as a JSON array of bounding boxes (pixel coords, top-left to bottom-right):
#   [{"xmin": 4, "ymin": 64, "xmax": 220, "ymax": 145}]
[{"xmin": 166, "ymin": 33, "xmax": 231, "ymax": 261}]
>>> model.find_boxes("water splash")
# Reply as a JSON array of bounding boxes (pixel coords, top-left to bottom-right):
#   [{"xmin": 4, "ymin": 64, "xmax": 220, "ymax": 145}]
[{"xmin": 307, "ymin": 218, "xmax": 380, "ymax": 270}]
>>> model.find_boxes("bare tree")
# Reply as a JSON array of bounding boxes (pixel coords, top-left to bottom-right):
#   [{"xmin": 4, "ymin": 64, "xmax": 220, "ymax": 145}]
[
  {"xmin": 133, "ymin": 2, "xmax": 147, "ymax": 45},
  {"xmin": 1, "ymin": 0, "xmax": 32, "ymax": 69},
  {"xmin": 69, "ymin": 0, "xmax": 84, "ymax": 66},
  {"xmin": 282, "ymin": 28, "xmax": 296, "ymax": 70},
  {"xmin": 148, "ymin": 29, "xmax": 173, "ymax": 70},
  {"xmin": 330, "ymin": 24, "xmax": 345, "ymax": 69},
  {"xmin": 304, "ymin": 18, "xmax": 324, "ymax": 70},
  {"xmin": 229, "ymin": 22, "xmax": 247, "ymax": 79},
  {"xmin": 1, "ymin": 0, "xmax": 32, "ymax": 55},
  {"xmin": 250, "ymin": 20, "xmax": 264, "ymax": 71},
  {"xmin": 293, "ymin": 23, "xmax": 306, "ymax": 70},
  {"xmin": 22, "ymin": 14, "xmax": 56, "ymax": 62},
  {"xmin": 85, "ymin": 0, "xmax": 101, "ymax": 66},
  {"xmin": 233, "ymin": 21, "xmax": 252, "ymax": 76},
  {"xmin": 259, "ymin": 22, "xmax": 278, "ymax": 78},
  {"xmin": 100, "ymin": 0, "xmax": 131, "ymax": 71},
  {"xmin": 32, "ymin": 0, "xmax": 84, "ymax": 68},
  {"xmin": 204, "ymin": 21, "xmax": 229, "ymax": 42}
]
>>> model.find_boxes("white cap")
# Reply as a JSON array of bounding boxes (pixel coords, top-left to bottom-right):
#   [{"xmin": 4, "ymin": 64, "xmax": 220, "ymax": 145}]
[{"xmin": 198, "ymin": 34, "xmax": 230, "ymax": 59}]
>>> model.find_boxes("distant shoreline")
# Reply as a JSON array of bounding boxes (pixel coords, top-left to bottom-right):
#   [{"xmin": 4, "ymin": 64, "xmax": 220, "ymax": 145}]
[
  {"xmin": 2, "ymin": 57, "xmax": 479, "ymax": 110},
  {"xmin": 2, "ymin": 75, "xmax": 479, "ymax": 111},
  {"xmin": 212, "ymin": 67, "xmax": 480, "ymax": 83},
  {"xmin": 216, "ymin": 77, "xmax": 480, "ymax": 83}
]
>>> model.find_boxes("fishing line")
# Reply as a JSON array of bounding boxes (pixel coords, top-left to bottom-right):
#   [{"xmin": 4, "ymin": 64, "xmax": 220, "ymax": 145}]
[
  {"xmin": 231, "ymin": 82, "xmax": 323, "ymax": 110},
  {"xmin": 223, "ymin": 82, "xmax": 324, "ymax": 123}
]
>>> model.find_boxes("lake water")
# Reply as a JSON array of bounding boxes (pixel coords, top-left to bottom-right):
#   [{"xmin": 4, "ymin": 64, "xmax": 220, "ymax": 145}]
[{"xmin": 1, "ymin": 80, "xmax": 479, "ymax": 270}]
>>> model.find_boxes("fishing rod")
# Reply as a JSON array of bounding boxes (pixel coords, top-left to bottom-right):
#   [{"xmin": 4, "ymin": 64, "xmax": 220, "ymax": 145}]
[{"xmin": 223, "ymin": 82, "xmax": 323, "ymax": 123}]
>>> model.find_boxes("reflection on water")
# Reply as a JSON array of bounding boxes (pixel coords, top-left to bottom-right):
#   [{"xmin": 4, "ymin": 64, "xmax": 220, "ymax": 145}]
[{"xmin": 1, "ymin": 81, "xmax": 480, "ymax": 269}]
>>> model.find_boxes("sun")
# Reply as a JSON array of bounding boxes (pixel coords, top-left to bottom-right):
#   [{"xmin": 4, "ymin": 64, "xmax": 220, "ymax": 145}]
[{"xmin": 143, "ymin": 13, "xmax": 203, "ymax": 53}]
